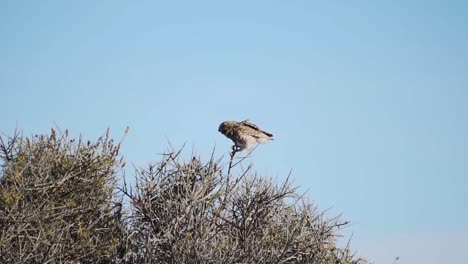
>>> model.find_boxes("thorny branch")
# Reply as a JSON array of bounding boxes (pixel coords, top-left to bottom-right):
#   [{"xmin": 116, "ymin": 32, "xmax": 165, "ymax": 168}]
[{"xmin": 1, "ymin": 129, "xmax": 367, "ymax": 264}]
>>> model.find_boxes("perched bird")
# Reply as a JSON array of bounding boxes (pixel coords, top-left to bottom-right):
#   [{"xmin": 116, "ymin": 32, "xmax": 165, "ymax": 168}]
[{"xmin": 218, "ymin": 120, "xmax": 273, "ymax": 152}]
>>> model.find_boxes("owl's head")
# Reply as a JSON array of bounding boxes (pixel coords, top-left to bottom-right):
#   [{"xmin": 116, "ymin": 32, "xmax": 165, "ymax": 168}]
[
  {"xmin": 218, "ymin": 121, "xmax": 236, "ymax": 134},
  {"xmin": 218, "ymin": 122, "xmax": 228, "ymax": 133}
]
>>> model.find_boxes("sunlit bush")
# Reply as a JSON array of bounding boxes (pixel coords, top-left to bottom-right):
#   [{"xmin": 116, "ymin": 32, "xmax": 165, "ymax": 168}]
[
  {"xmin": 0, "ymin": 129, "xmax": 125, "ymax": 263},
  {"xmin": 0, "ymin": 129, "xmax": 366, "ymax": 264},
  {"xmin": 122, "ymin": 150, "xmax": 366, "ymax": 263}
]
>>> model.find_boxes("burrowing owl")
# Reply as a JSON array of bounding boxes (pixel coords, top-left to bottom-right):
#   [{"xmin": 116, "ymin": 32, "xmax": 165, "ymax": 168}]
[{"xmin": 218, "ymin": 120, "xmax": 273, "ymax": 152}]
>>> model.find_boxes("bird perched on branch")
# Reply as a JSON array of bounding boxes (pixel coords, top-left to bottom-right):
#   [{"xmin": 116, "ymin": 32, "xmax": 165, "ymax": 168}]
[{"xmin": 218, "ymin": 120, "xmax": 274, "ymax": 152}]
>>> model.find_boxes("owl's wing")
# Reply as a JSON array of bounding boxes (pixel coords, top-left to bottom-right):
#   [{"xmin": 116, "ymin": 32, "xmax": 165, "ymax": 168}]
[{"xmin": 240, "ymin": 120, "xmax": 273, "ymax": 138}]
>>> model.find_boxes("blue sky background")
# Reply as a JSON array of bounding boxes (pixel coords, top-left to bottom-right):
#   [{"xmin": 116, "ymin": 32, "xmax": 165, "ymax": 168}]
[{"xmin": 1, "ymin": 1, "xmax": 467, "ymax": 263}]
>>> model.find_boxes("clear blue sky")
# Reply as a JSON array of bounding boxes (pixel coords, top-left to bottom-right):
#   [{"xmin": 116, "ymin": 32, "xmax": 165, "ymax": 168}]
[{"xmin": 1, "ymin": 1, "xmax": 467, "ymax": 263}]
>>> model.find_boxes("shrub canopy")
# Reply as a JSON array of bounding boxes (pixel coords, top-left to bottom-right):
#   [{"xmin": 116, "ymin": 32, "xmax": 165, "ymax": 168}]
[{"xmin": 0, "ymin": 129, "xmax": 366, "ymax": 264}]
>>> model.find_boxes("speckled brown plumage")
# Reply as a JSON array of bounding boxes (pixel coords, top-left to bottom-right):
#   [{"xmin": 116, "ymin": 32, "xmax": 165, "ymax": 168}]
[{"xmin": 218, "ymin": 120, "xmax": 273, "ymax": 152}]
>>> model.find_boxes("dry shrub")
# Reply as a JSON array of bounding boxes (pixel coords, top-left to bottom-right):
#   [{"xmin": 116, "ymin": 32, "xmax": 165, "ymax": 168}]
[
  {"xmin": 0, "ymin": 129, "xmax": 125, "ymax": 263},
  {"xmin": 122, "ymin": 149, "xmax": 367, "ymax": 264},
  {"xmin": 1, "ymin": 129, "xmax": 366, "ymax": 264}
]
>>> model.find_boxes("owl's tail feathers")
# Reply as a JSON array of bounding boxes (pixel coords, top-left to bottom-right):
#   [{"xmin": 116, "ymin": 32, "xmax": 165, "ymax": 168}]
[{"xmin": 257, "ymin": 137, "xmax": 273, "ymax": 144}]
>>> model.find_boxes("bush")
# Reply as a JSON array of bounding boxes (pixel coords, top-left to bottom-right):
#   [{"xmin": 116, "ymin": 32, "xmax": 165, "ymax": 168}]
[
  {"xmin": 0, "ymin": 129, "xmax": 125, "ymax": 263},
  {"xmin": 0, "ymin": 129, "xmax": 366, "ymax": 263}
]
